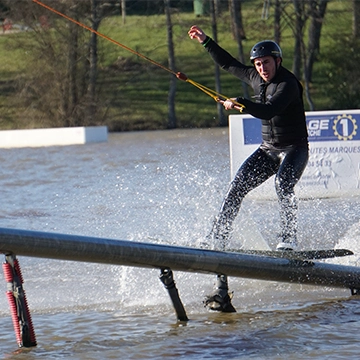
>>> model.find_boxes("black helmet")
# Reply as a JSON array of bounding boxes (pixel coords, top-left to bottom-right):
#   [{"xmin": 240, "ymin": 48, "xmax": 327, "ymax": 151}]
[{"xmin": 250, "ymin": 40, "xmax": 282, "ymax": 63}]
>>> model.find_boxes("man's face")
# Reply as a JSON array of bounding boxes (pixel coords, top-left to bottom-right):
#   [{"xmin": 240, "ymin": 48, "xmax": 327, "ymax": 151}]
[{"xmin": 253, "ymin": 56, "xmax": 280, "ymax": 82}]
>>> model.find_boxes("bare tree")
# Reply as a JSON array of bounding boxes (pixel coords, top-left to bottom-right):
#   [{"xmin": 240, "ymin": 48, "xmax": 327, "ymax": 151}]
[
  {"xmin": 229, "ymin": 0, "xmax": 246, "ymax": 40},
  {"xmin": 305, "ymin": 0, "xmax": 328, "ymax": 83},
  {"xmin": 354, "ymin": 0, "xmax": 360, "ymax": 38},
  {"xmin": 214, "ymin": 0, "xmax": 222, "ymax": 17},
  {"xmin": 284, "ymin": 0, "xmax": 327, "ymax": 110},
  {"xmin": 164, "ymin": 0, "xmax": 177, "ymax": 129},
  {"xmin": 274, "ymin": 0, "xmax": 281, "ymax": 44},
  {"xmin": 229, "ymin": 0, "xmax": 249, "ymax": 99},
  {"xmin": 210, "ymin": 0, "xmax": 226, "ymax": 126},
  {"xmin": 64, "ymin": 6, "xmax": 80, "ymax": 126},
  {"xmin": 86, "ymin": 0, "xmax": 115, "ymax": 124},
  {"xmin": 292, "ymin": 0, "xmax": 305, "ymax": 78},
  {"xmin": 120, "ymin": 0, "xmax": 126, "ymax": 24},
  {"xmin": 5, "ymin": 0, "xmax": 116, "ymax": 127}
]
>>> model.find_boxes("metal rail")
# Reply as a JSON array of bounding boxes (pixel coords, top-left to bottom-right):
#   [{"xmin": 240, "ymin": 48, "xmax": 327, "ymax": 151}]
[{"xmin": 0, "ymin": 227, "xmax": 359, "ymax": 290}]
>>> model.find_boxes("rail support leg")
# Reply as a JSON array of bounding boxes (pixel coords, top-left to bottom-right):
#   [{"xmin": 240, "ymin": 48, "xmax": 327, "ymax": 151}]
[
  {"xmin": 159, "ymin": 268, "xmax": 188, "ymax": 322},
  {"xmin": 204, "ymin": 274, "xmax": 236, "ymax": 313},
  {"xmin": 2, "ymin": 253, "xmax": 37, "ymax": 348}
]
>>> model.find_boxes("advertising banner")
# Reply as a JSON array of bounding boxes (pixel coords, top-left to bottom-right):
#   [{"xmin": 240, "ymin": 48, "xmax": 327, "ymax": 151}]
[{"xmin": 229, "ymin": 110, "xmax": 360, "ymax": 199}]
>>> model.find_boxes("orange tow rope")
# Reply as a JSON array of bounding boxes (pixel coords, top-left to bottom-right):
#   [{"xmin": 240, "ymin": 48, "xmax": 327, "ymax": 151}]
[{"xmin": 32, "ymin": 0, "xmax": 245, "ymax": 112}]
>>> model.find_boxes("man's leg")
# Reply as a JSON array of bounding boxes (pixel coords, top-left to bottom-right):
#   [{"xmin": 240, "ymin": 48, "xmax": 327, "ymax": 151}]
[
  {"xmin": 205, "ymin": 148, "xmax": 278, "ymax": 311},
  {"xmin": 277, "ymin": 191, "xmax": 298, "ymax": 249},
  {"xmin": 275, "ymin": 146, "xmax": 309, "ymax": 250},
  {"xmin": 209, "ymin": 148, "xmax": 279, "ymax": 249}
]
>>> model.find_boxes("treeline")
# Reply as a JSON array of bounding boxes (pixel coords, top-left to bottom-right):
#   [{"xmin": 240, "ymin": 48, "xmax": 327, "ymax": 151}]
[
  {"xmin": 0, "ymin": 0, "xmax": 210, "ymax": 17},
  {"xmin": 1, "ymin": 0, "xmax": 359, "ymax": 130}
]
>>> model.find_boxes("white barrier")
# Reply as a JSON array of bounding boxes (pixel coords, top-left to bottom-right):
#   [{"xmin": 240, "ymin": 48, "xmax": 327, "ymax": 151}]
[
  {"xmin": 0, "ymin": 126, "xmax": 108, "ymax": 148},
  {"xmin": 229, "ymin": 110, "xmax": 360, "ymax": 199}
]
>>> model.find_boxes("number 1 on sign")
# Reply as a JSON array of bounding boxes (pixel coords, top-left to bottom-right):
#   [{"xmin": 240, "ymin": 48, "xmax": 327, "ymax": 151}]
[{"xmin": 340, "ymin": 118, "xmax": 349, "ymax": 137}]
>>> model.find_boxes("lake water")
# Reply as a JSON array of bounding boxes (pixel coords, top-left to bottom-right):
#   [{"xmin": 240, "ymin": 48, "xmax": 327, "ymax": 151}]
[{"xmin": 1, "ymin": 128, "xmax": 360, "ymax": 359}]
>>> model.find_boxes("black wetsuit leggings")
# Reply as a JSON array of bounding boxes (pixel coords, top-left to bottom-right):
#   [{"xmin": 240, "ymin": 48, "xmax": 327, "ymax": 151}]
[{"xmin": 212, "ymin": 145, "xmax": 309, "ymax": 250}]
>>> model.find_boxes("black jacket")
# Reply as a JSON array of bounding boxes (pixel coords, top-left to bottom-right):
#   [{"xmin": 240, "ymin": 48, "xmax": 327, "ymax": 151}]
[{"xmin": 203, "ymin": 37, "xmax": 308, "ymax": 148}]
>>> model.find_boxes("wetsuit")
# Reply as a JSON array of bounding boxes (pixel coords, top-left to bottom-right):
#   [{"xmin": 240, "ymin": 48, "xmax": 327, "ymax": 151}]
[{"xmin": 203, "ymin": 37, "xmax": 309, "ymax": 250}]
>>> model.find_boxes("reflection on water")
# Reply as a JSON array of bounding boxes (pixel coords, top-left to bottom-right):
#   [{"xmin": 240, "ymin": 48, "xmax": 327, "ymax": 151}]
[{"xmin": 1, "ymin": 129, "xmax": 360, "ymax": 358}]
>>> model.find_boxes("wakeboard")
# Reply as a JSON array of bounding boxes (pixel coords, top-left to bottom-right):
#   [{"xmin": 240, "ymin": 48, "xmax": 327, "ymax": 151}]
[{"xmin": 228, "ymin": 248, "xmax": 354, "ymax": 260}]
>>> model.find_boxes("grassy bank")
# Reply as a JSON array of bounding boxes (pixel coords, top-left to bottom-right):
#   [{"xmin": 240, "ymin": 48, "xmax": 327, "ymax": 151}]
[{"xmin": 0, "ymin": 1, "xmax": 354, "ymax": 130}]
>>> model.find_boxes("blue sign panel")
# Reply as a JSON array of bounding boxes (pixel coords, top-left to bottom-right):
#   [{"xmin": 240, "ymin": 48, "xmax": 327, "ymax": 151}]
[
  {"xmin": 243, "ymin": 112, "xmax": 360, "ymax": 145},
  {"xmin": 243, "ymin": 118, "xmax": 261, "ymax": 145},
  {"xmin": 307, "ymin": 113, "xmax": 359, "ymax": 141}
]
